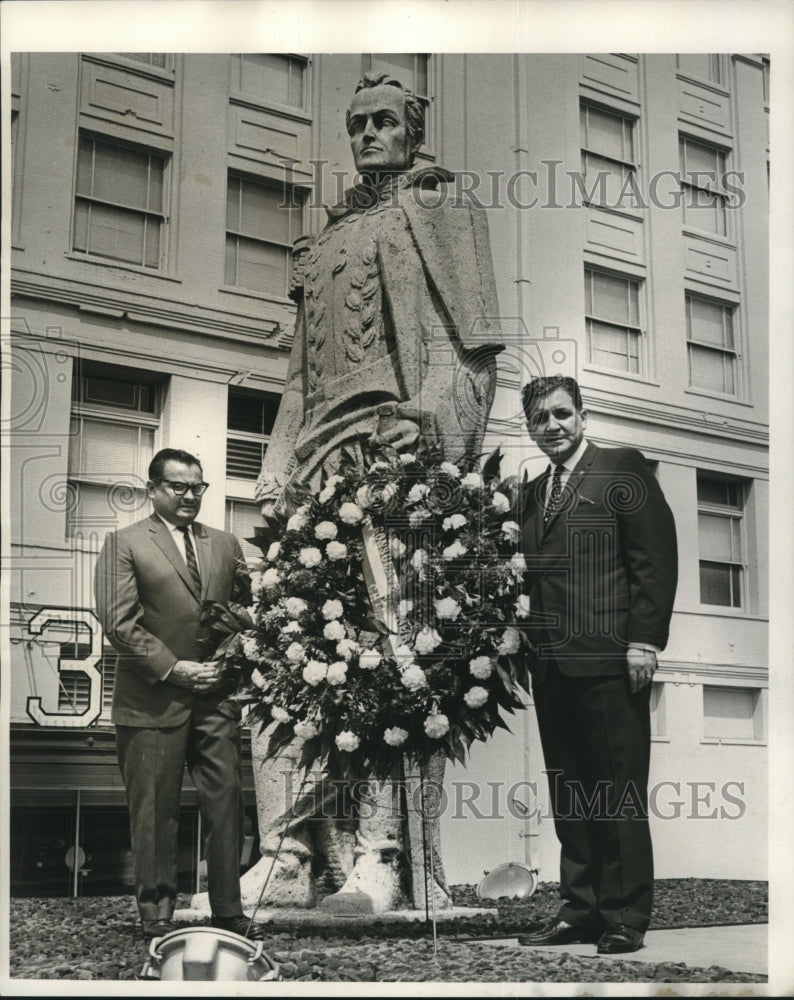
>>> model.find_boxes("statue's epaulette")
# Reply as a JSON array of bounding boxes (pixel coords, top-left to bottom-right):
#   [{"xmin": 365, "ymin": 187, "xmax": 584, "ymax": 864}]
[{"xmin": 410, "ymin": 165, "xmax": 456, "ymax": 190}]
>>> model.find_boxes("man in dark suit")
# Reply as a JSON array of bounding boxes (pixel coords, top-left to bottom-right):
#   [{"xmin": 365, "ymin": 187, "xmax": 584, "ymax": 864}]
[
  {"xmin": 518, "ymin": 376, "xmax": 677, "ymax": 954},
  {"xmin": 95, "ymin": 447, "xmax": 261, "ymax": 940}
]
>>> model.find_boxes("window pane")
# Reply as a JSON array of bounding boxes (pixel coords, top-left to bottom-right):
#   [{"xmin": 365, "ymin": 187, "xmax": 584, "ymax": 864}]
[
  {"xmin": 703, "ymin": 687, "xmax": 756, "ymax": 740},
  {"xmin": 289, "ymin": 59, "xmax": 305, "ymax": 107},
  {"xmin": 682, "ymin": 186, "xmax": 725, "ymax": 235},
  {"xmin": 582, "ymin": 153, "xmax": 636, "ymax": 208},
  {"xmin": 84, "ymin": 376, "xmax": 139, "ymax": 409},
  {"xmin": 239, "ymin": 54, "xmax": 304, "ymax": 107},
  {"xmin": 87, "ymin": 203, "xmax": 146, "ymax": 265},
  {"xmin": 261, "ymin": 54, "xmax": 291, "ymax": 105},
  {"xmin": 235, "ymin": 236, "xmax": 287, "ymax": 294},
  {"xmin": 225, "ymin": 499, "xmax": 267, "ymax": 561},
  {"xmin": 374, "ymin": 53, "xmax": 418, "ymax": 89},
  {"xmin": 76, "ymin": 139, "xmax": 93, "ymax": 197},
  {"xmin": 124, "ymin": 53, "xmax": 167, "ymax": 68},
  {"xmin": 74, "ymin": 419, "xmax": 153, "ymax": 480},
  {"xmin": 590, "ymin": 272, "xmax": 632, "ymax": 324},
  {"xmin": 226, "ymin": 175, "xmax": 241, "ymax": 230},
  {"xmin": 583, "ymin": 106, "xmax": 631, "ymax": 161},
  {"xmin": 73, "ymin": 201, "xmax": 89, "ymax": 251},
  {"xmin": 226, "ymin": 437, "xmax": 267, "ymax": 479},
  {"xmin": 92, "ymin": 142, "xmax": 151, "ymax": 210},
  {"xmin": 588, "ymin": 321, "xmax": 639, "ymax": 373},
  {"xmin": 699, "ymin": 560, "xmax": 734, "ymax": 605},
  {"xmin": 698, "ymin": 512, "xmax": 735, "ymax": 560},
  {"xmin": 688, "ymin": 297, "xmax": 728, "ymax": 348},
  {"xmin": 224, "ymin": 235, "xmax": 238, "ymax": 285},
  {"xmin": 689, "ymin": 343, "xmax": 733, "ymax": 393},
  {"xmin": 682, "ymin": 139, "xmax": 723, "ymax": 183},
  {"xmin": 143, "ymin": 219, "xmax": 161, "ymax": 269},
  {"xmin": 228, "ymin": 390, "xmax": 280, "ymax": 434},
  {"xmin": 678, "ymin": 53, "xmax": 722, "ymax": 85},
  {"xmin": 697, "ymin": 477, "xmax": 742, "ymax": 507},
  {"xmin": 240, "ymin": 181, "xmax": 290, "ymax": 243},
  {"xmin": 68, "ymin": 481, "xmax": 149, "ymax": 535}
]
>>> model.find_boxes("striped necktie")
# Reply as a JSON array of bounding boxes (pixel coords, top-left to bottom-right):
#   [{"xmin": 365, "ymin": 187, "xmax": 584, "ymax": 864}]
[
  {"xmin": 177, "ymin": 525, "xmax": 202, "ymax": 594},
  {"xmin": 544, "ymin": 464, "xmax": 564, "ymax": 526}
]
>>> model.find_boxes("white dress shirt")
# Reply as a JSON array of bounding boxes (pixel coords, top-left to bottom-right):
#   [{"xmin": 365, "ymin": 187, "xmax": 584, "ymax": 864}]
[{"xmin": 155, "ymin": 514, "xmax": 201, "ymax": 576}]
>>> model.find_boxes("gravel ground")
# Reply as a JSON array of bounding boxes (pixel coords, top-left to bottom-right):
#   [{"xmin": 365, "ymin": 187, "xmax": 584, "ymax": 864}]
[{"xmin": 7, "ymin": 879, "xmax": 767, "ymax": 984}]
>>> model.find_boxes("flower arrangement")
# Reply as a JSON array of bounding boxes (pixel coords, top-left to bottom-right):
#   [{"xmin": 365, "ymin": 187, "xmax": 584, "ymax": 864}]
[{"xmin": 202, "ymin": 446, "xmax": 533, "ymax": 781}]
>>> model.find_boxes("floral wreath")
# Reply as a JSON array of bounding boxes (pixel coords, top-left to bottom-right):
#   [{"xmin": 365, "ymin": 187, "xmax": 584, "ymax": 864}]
[{"xmin": 203, "ymin": 445, "xmax": 533, "ymax": 782}]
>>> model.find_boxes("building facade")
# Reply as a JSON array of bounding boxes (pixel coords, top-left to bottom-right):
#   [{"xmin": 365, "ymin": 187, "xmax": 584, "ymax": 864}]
[{"xmin": 6, "ymin": 52, "xmax": 768, "ymax": 895}]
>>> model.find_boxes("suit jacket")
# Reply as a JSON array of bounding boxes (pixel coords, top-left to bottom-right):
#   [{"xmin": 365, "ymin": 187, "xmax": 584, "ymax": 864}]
[
  {"xmin": 521, "ymin": 442, "xmax": 678, "ymax": 678},
  {"xmin": 95, "ymin": 513, "xmax": 249, "ymax": 727}
]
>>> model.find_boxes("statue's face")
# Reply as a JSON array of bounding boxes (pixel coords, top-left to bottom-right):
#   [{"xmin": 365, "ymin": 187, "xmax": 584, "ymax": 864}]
[{"xmin": 347, "ymin": 85, "xmax": 413, "ymax": 175}]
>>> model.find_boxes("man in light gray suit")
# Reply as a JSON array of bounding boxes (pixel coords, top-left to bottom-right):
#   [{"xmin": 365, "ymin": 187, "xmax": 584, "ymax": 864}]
[{"xmin": 95, "ymin": 447, "xmax": 260, "ymax": 940}]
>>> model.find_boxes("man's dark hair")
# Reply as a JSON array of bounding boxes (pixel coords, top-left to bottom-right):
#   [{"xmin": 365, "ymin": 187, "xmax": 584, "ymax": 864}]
[
  {"xmin": 521, "ymin": 376, "xmax": 583, "ymax": 422},
  {"xmin": 148, "ymin": 448, "xmax": 203, "ymax": 482},
  {"xmin": 346, "ymin": 70, "xmax": 425, "ymax": 159}
]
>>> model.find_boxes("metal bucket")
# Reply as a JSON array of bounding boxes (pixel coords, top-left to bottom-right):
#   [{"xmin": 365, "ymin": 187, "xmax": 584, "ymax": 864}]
[
  {"xmin": 140, "ymin": 927, "xmax": 280, "ymax": 982},
  {"xmin": 476, "ymin": 862, "xmax": 539, "ymax": 901}
]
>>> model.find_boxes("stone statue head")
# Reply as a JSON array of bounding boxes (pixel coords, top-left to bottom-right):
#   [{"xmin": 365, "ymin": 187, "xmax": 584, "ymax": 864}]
[{"xmin": 346, "ymin": 71, "xmax": 425, "ymax": 175}]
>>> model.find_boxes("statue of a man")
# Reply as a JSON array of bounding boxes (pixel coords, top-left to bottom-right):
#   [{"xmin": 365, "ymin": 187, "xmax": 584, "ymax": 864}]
[{"xmin": 243, "ymin": 71, "xmax": 504, "ymax": 914}]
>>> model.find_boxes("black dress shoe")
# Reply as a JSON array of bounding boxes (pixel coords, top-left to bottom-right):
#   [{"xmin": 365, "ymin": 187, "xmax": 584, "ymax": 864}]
[
  {"xmin": 141, "ymin": 918, "xmax": 176, "ymax": 940},
  {"xmin": 518, "ymin": 918, "xmax": 599, "ymax": 946},
  {"xmin": 597, "ymin": 923, "xmax": 644, "ymax": 954},
  {"xmin": 211, "ymin": 914, "xmax": 264, "ymax": 940}
]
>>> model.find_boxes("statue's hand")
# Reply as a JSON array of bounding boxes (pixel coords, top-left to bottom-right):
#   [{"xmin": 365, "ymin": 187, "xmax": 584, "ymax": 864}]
[
  {"xmin": 370, "ymin": 418, "xmax": 423, "ymax": 451},
  {"xmin": 370, "ymin": 404, "xmax": 440, "ymax": 453},
  {"xmin": 261, "ymin": 501, "xmax": 277, "ymax": 519}
]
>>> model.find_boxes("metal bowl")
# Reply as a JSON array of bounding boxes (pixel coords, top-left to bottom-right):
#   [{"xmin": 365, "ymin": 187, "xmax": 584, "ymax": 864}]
[
  {"xmin": 476, "ymin": 862, "xmax": 539, "ymax": 901},
  {"xmin": 140, "ymin": 926, "xmax": 279, "ymax": 982}
]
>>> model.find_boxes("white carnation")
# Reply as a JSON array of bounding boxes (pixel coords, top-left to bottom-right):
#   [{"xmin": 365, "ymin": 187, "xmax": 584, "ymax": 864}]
[
  {"xmin": 335, "ymin": 730, "xmax": 360, "ymax": 752},
  {"xmin": 510, "ymin": 552, "xmax": 527, "ymax": 577},
  {"xmin": 251, "ymin": 668, "xmax": 266, "ymax": 689},
  {"xmin": 492, "ymin": 491, "xmax": 511, "ymax": 514},
  {"xmin": 497, "ymin": 627, "xmax": 521, "ymax": 656},
  {"xmin": 442, "ymin": 540, "xmax": 468, "ymax": 561},
  {"xmin": 323, "ymin": 619, "xmax": 346, "ymax": 641},
  {"xmin": 287, "ymin": 506, "xmax": 309, "ymax": 531},
  {"xmin": 314, "ymin": 520, "xmax": 338, "ymax": 541},
  {"xmin": 398, "ymin": 599, "xmax": 414, "ymax": 619},
  {"xmin": 501, "ymin": 521, "xmax": 521, "ymax": 543},
  {"xmin": 326, "ymin": 540, "xmax": 348, "ymax": 561},
  {"xmin": 435, "ymin": 596, "xmax": 462, "ymax": 620},
  {"xmin": 384, "ymin": 726, "xmax": 409, "ymax": 747},
  {"xmin": 261, "ymin": 567, "xmax": 281, "ymax": 590},
  {"xmin": 464, "ymin": 686, "xmax": 489, "ymax": 709},
  {"xmin": 250, "ymin": 571, "xmax": 264, "ymax": 599},
  {"xmin": 407, "ymin": 483, "xmax": 430, "ymax": 504},
  {"xmin": 319, "ymin": 475, "xmax": 344, "ymax": 503},
  {"xmin": 271, "ymin": 705, "xmax": 290, "ymax": 723},
  {"xmin": 469, "ymin": 655, "xmax": 494, "ymax": 679},
  {"xmin": 322, "ymin": 598, "xmax": 344, "ymax": 621},
  {"xmin": 294, "ymin": 719, "xmax": 318, "ymax": 739},
  {"xmin": 409, "ymin": 509, "xmax": 430, "ymax": 526},
  {"xmin": 326, "ymin": 661, "xmax": 348, "ymax": 686},
  {"xmin": 515, "ymin": 594, "xmax": 531, "ymax": 619},
  {"xmin": 390, "ymin": 536, "xmax": 407, "ymax": 558},
  {"xmin": 414, "ymin": 626, "xmax": 443, "ymax": 655},
  {"xmin": 393, "ymin": 643, "xmax": 416, "ymax": 667},
  {"xmin": 424, "ymin": 712, "xmax": 450, "ymax": 738},
  {"xmin": 355, "ymin": 485, "xmax": 373, "ymax": 509},
  {"xmin": 285, "ymin": 596, "xmax": 307, "ymax": 619},
  {"xmin": 412, "ymin": 549, "xmax": 428, "ymax": 571},
  {"xmin": 358, "ymin": 648, "xmax": 382, "ymax": 670},
  {"xmin": 266, "ymin": 542, "xmax": 281, "ymax": 561},
  {"xmin": 461, "ymin": 472, "xmax": 483, "ymax": 490},
  {"xmin": 285, "ymin": 641, "xmax": 306, "ymax": 664},
  {"xmin": 339, "ymin": 502, "xmax": 364, "ymax": 525},
  {"xmin": 302, "ymin": 660, "xmax": 327, "ymax": 686},
  {"xmin": 442, "ymin": 513, "xmax": 467, "ymax": 531},
  {"xmin": 399, "ymin": 452, "xmax": 417, "ymax": 465},
  {"xmin": 298, "ymin": 546, "xmax": 323, "ymax": 568},
  {"xmin": 281, "ymin": 620, "xmax": 302, "ymax": 635},
  {"xmin": 242, "ymin": 635, "xmax": 264, "ymax": 663},
  {"xmin": 401, "ymin": 664, "xmax": 428, "ymax": 692},
  {"xmin": 440, "ymin": 461, "xmax": 461, "ymax": 479},
  {"xmin": 336, "ymin": 638, "xmax": 360, "ymax": 661}
]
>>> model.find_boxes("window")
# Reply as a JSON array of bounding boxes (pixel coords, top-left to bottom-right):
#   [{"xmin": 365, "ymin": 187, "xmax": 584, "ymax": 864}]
[
  {"xmin": 703, "ymin": 686, "xmax": 763, "ymax": 741},
  {"xmin": 233, "ymin": 54, "xmax": 307, "ymax": 110},
  {"xmin": 679, "ymin": 136, "xmax": 730, "ymax": 237},
  {"xmin": 584, "ymin": 268, "xmax": 644, "ymax": 374},
  {"xmin": 73, "ymin": 135, "xmax": 167, "ymax": 269},
  {"xmin": 676, "ymin": 54, "xmax": 723, "ymax": 86},
  {"xmin": 67, "ymin": 361, "xmax": 161, "ymax": 538},
  {"xmin": 580, "ymin": 104, "xmax": 638, "ymax": 209},
  {"xmin": 762, "ymin": 56, "xmax": 770, "ymax": 106},
  {"xmin": 226, "ymin": 498, "xmax": 267, "ymax": 561},
  {"xmin": 225, "ymin": 174, "xmax": 304, "ymax": 297},
  {"xmin": 118, "ymin": 53, "xmax": 168, "ymax": 68},
  {"xmin": 697, "ymin": 473, "xmax": 747, "ymax": 608},
  {"xmin": 226, "ymin": 387, "xmax": 280, "ymax": 480},
  {"xmin": 686, "ymin": 294, "xmax": 737, "ymax": 395}
]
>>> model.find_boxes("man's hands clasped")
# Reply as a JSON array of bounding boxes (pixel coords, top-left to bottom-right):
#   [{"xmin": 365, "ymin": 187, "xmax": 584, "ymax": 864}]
[
  {"xmin": 170, "ymin": 660, "xmax": 225, "ymax": 693},
  {"xmin": 626, "ymin": 647, "xmax": 657, "ymax": 694}
]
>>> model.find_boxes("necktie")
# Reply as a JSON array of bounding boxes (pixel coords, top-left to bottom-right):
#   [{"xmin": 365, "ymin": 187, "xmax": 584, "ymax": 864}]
[
  {"xmin": 177, "ymin": 525, "xmax": 202, "ymax": 594},
  {"xmin": 544, "ymin": 464, "xmax": 564, "ymax": 526}
]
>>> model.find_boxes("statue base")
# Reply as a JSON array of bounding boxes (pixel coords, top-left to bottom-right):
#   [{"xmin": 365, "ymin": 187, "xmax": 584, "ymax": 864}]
[{"xmin": 173, "ymin": 902, "xmax": 498, "ymax": 932}]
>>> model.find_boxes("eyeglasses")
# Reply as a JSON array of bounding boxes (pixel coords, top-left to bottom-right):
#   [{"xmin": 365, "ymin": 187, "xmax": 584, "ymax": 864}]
[{"xmin": 156, "ymin": 480, "xmax": 210, "ymax": 497}]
